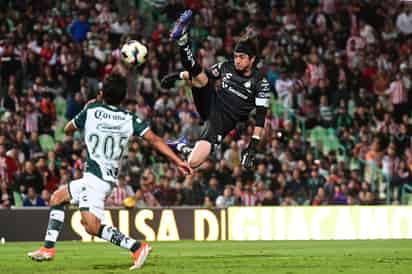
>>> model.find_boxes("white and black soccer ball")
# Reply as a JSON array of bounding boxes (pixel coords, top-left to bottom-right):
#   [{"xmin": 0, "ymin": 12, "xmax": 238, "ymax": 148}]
[{"xmin": 120, "ymin": 40, "xmax": 148, "ymax": 67}]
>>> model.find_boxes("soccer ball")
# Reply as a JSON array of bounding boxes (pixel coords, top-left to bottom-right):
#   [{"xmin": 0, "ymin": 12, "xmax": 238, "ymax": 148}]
[{"xmin": 120, "ymin": 40, "xmax": 148, "ymax": 67}]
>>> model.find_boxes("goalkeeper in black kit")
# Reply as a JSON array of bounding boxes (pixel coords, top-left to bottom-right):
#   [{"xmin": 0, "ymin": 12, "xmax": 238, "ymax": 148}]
[{"xmin": 163, "ymin": 10, "xmax": 271, "ymax": 169}]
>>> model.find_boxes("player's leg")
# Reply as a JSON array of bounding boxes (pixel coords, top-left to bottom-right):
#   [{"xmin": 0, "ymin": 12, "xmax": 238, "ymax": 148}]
[
  {"xmin": 187, "ymin": 140, "xmax": 213, "ymax": 168},
  {"xmin": 167, "ymin": 82, "xmax": 216, "ymax": 159},
  {"xmin": 168, "ymin": 139, "xmax": 212, "ymax": 169},
  {"xmin": 27, "ymin": 183, "xmax": 74, "ymax": 261},
  {"xmin": 179, "ymin": 111, "xmax": 235, "ymax": 169},
  {"xmin": 170, "ymin": 9, "xmax": 209, "ymax": 89},
  {"xmin": 81, "ymin": 212, "xmax": 151, "ymax": 270},
  {"xmin": 185, "ymin": 116, "xmax": 222, "ymax": 168},
  {"xmin": 79, "ymin": 173, "xmax": 151, "ymax": 269}
]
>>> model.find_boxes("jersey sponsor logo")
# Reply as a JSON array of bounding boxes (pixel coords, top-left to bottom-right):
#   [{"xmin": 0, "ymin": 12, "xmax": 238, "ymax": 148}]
[
  {"xmin": 223, "ymin": 72, "xmax": 232, "ymax": 81},
  {"xmin": 96, "ymin": 123, "xmax": 128, "ymax": 134},
  {"xmin": 222, "ymin": 73, "xmax": 233, "ymax": 89},
  {"xmin": 94, "ymin": 110, "xmax": 126, "ymax": 121},
  {"xmin": 228, "ymin": 86, "xmax": 248, "ymax": 100},
  {"xmin": 243, "ymin": 80, "xmax": 251, "ymax": 89}
]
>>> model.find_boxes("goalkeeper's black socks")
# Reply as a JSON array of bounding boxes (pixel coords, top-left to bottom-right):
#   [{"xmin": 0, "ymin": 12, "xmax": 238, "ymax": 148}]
[{"xmin": 178, "ymin": 40, "xmax": 202, "ymax": 78}]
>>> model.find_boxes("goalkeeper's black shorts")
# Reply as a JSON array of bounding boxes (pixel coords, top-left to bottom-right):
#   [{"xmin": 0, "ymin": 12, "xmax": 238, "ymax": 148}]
[{"xmin": 191, "ymin": 81, "xmax": 236, "ymax": 144}]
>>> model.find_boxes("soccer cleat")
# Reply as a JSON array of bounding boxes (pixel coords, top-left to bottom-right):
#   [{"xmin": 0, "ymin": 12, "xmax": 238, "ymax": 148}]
[
  {"xmin": 167, "ymin": 137, "xmax": 189, "ymax": 153},
  {"xmin": 27, "ymin": 247, "xmax": 55, "ymax": 261},
  {"xmin": 170, "ymin": 10, "xmax": 193, "ymax": 42},
  {"xmin": 130, "ymin": 242, "xmax": 152, "ymax": 270}
]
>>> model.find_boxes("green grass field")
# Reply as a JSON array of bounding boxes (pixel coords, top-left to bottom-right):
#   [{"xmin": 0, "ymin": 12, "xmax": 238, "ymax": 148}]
[{"xmin": 1, "ymin": 240, "xmax": 412, "ymax": 274}]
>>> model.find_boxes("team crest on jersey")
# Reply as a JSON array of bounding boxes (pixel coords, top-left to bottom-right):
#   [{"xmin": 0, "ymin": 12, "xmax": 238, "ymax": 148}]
[{"xmin": 243, "ymin": 80, "xmax": 251, "ymax": 89}]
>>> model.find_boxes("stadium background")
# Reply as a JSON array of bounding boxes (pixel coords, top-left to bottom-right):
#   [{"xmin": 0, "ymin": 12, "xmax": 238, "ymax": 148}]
[
  {"xmin": 0, "ymin": 0, "xmax": 412, "ymax": 214},
  {"xmin": 1, "ymin": 2, "xmax": 412, "ymax": 274}
]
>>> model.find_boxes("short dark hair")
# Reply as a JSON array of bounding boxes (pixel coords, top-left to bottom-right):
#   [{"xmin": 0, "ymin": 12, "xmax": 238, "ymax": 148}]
[
  {"xmin": 102, "ymin": 73, "xmax": 127, "ymax": 106},
  {"xmin": 234, "ymin": 28, "xmax": 259, "ymax": 57}
]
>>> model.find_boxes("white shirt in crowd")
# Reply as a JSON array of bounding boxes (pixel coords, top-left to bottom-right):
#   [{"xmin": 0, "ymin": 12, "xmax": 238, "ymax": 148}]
[
  {"xmin": 396, "ymin": 12, "xmax": 412, "ymax": 35},
  {"xmin": 275, "ymin": 78, "xmax": 294, "ymax": 108},
  {"xmin": 387, "ymin": 80, "xmax": 408, "ymax": 105},
  {"xmin": 215, "ymin": 195, "xmax": 235, "ymax": 208},
  {"xmin": 360, "ymin": 24, "xmax": 376, "ymax": 44}
]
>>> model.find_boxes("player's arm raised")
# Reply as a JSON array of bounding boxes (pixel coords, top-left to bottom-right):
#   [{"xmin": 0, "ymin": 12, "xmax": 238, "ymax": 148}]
[{"xmin": 142, "ymin": 129, "xmax": 193, "ymax": 175}]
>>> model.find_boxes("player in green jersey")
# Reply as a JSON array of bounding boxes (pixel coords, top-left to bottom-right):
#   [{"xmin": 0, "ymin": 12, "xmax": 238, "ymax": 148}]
[{"xmin": 28, "ymin": 71, "xmax": 192, "ymax": 270}]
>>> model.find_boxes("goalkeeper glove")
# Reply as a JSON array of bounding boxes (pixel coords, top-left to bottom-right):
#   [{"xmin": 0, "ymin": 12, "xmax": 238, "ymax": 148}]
[{"xmin": 241, "ymin": 136, "xmax": 259, "ymax": 169}]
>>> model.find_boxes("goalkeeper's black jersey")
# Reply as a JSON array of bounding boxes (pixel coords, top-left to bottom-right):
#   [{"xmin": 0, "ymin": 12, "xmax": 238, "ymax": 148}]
[{"xmin": 207, "ymin": 61, "xmax": 271, "ymax": 121}]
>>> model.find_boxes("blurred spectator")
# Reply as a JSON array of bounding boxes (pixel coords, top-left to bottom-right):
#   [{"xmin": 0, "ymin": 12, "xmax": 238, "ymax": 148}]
[
  {"xmin": 396, "ymin": 7, "xmax": 412, "ymax": 36},
  {"xmin": 0, "ymin": 181, "xmax": 13, "ymax": 208},
  {"xmin": 17, "ymin": 161, "xmax": 43, "ymax": 194},
  {"xmin": 41, "ymin": 189, "xmax": 51, "ymax": 206},
  {"xmin": 205, "ymin": 175, "xmax": 220, "ymax": 205},
  {"xmin": 0, "ymin": 144, "xmax": 18, "ymax": 186},
  {"xmin": 135, "ymin": 169, "xmax": 160, "ymax": 207},
  {"xmin": 180, "ymin": 174, "xmax": 204, "ymax": 205},
  {"xmin": 240, "ymin": 182, "xmax": 258, "ymax": 206},
  {"xmin": 65, "ymin": 92, "xmax": 85, "ymax": 121},
  {"xmin": 216, "ymin": 185, "xmax": 235, "ymax": 208},
  {"xmin": 107, "ymin": 175, "xmax": 135, "ymax": 207},
  {"xmin": 22, "ymin": 186, "xmax": 47, "ymax": 207},
  {"xmin": 0, "ymin": 0, "xmax": 411, "ymax": 207},
  {"xmin": 154, "ymin": 175, "xmax": 178, "ymax": 206},
  {"xmin": 70, "ymin": 12, "xmax": 91, "ymax": 43}
]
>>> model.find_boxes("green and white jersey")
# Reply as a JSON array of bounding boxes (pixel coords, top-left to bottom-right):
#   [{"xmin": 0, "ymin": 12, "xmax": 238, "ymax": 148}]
[{"xmin": 73, "ymin": 102, "xmax": 149, "ymax": 183}]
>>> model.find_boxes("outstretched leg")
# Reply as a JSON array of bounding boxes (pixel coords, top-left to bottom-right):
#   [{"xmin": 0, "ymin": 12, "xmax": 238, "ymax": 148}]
[
  {"xmin": 28, "ymin": 185, "xmax": 71, "ymax": 261},
  {"xmin": 170, "ymin": 10, "xmax": 209, "ymax": 89},
  {"xmin": 168, "ymin": 138, "xmax": 212, "ymax": 169},
  {"xmin": 166, "ymin": 10, "xmax": 227, "ymax": 168},
  {"xmin": 78, "ymin": 173, "xmax": 151, "ymax": 270},
  {"xmin": 80, "ymin": 211, "xmax": 151, "ymax": 270}
]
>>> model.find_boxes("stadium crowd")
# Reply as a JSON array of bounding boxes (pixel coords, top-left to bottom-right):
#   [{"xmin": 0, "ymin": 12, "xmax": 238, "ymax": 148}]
[{"xmin": 0, "ymin": 0, "xmax": 412, "ymax": 208}]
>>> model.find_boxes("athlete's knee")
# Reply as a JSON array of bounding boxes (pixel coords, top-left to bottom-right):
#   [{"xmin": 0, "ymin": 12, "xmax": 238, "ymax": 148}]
[
  {"xmin": 49, "ymin": 193, "xmax": 64, "ymax": 207},
  {"xmin": 49, "ymin": 186, "xmax": 70, "ymax": 206},
  {"xmin": 81, "ymin": 217, "xmax": 100, "ymax": 236},
  {"xmin": 83, "ymin": 223, "xmax": 99, "ymax": 236},
  {"xmin": 188, "ymin": 141, "xmax": 212, "ymax": 168},
  {"xmin": 188, "ymin": 157, "xmax": 202, "ymax": 169}
]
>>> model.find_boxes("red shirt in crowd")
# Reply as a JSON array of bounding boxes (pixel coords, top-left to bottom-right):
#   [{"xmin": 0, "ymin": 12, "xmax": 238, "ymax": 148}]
[{"xmin": 0, "ymin": 155, "xmax": 18, "ymax": 186}]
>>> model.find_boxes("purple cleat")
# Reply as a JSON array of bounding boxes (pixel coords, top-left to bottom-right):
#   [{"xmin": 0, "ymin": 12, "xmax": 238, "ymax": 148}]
[
  {"xmin": 170, "ymin": 10, "xmax": 193, "ymax": 41},
  {"xmin": 167, "ymin": 137, "xmax": 189, "ymax": 153}
]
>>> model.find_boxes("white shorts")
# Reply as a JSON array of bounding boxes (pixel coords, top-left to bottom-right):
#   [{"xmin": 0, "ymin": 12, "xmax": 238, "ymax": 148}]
[{"xmin": 68, "ymin": 172, "xmax": 114, "ymax": 222}]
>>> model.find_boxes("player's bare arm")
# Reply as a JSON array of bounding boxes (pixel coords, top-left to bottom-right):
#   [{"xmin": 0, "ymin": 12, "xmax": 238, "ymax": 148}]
[
  {"xmin": 63, "ymin": 120, "xmax": 77, "ymax": 135},
  {"xmin": 143, "ymin": 129, "xmax": 193, "ymax": 175}
]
